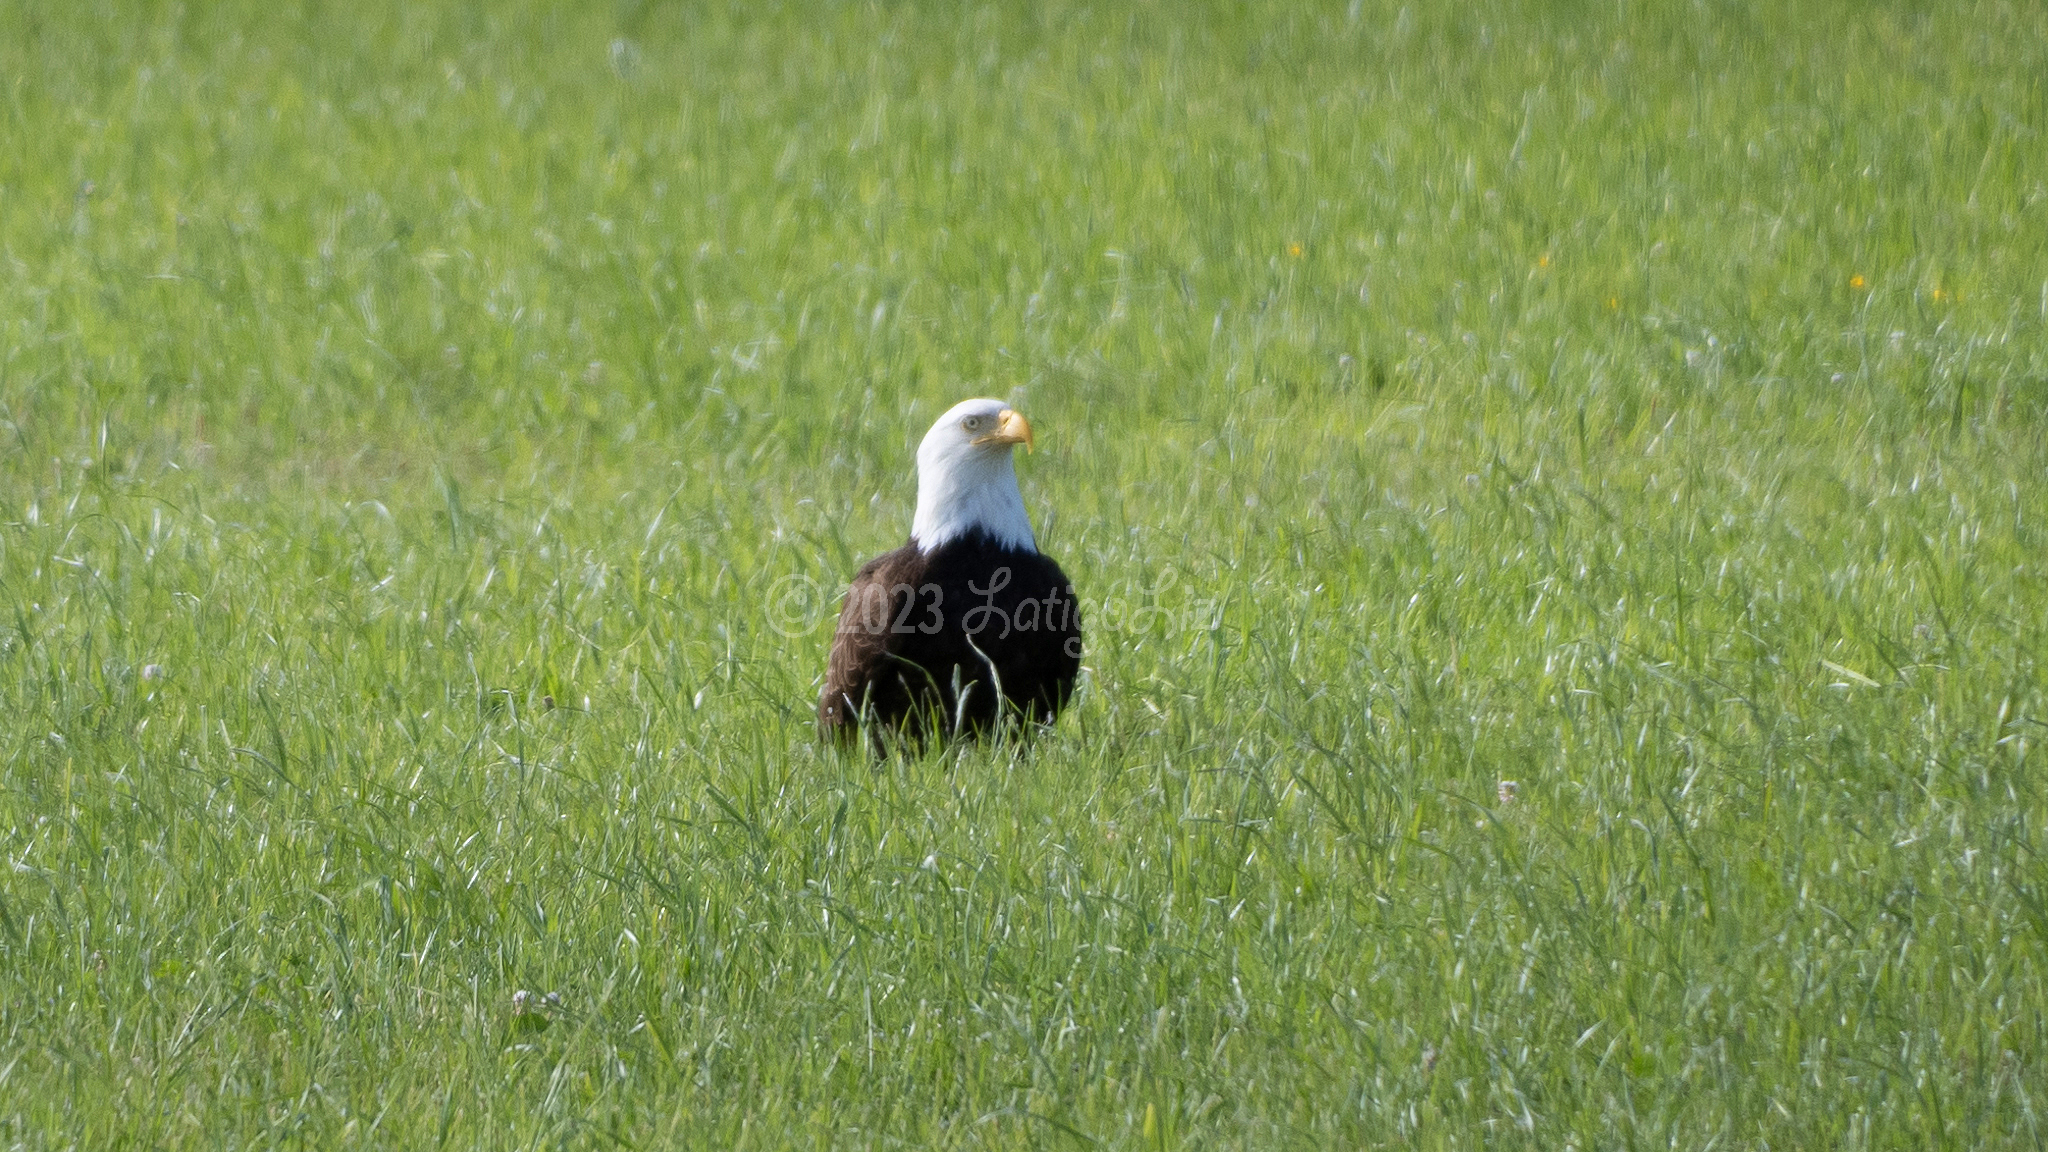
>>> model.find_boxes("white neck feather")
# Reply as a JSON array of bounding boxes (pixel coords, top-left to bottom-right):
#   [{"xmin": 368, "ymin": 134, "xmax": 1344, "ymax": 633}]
[{"xmin": 910, "ymin": 445, "xmax": 1037, "ymax": 553}]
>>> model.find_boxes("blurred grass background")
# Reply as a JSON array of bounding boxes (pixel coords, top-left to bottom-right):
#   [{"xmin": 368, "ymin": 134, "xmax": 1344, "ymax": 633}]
[{"xmin": 2, "ymin": 0, "xmax": 2045, "ymax": 1146}]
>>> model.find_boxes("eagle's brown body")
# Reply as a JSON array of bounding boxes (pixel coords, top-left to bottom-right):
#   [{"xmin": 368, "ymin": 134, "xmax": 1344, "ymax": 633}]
[{"xmin": 819, "ymin": 529, "xmax": 1081, "ymax": 743}]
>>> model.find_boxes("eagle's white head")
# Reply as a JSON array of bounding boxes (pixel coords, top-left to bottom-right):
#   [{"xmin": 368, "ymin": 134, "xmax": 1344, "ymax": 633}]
[{"xmin": 909, "ymin": 397, "xmax": 1038, "ymax": 554}]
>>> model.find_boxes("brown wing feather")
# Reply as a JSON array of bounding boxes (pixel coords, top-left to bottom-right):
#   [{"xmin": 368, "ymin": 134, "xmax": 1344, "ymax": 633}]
[{"xmin": 817, "ymin": 544, "xmax": 933, "ymax": 739}]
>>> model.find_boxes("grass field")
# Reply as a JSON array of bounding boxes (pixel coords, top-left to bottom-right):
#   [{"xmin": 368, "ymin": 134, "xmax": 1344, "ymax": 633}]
[{"xmin": 4, "ymin": 0, "xmax": 2047, "ymax": 1146}]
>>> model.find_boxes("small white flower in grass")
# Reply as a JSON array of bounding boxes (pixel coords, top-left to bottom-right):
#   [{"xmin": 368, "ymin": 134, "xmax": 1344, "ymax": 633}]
[
  {"xmin": 512, "ymin": 990, "xmax": 562, "ymax": 1013},
  {"xmin": 141, "ymin": 664, "xmax": 164, "ymax": 682},
  {"xmin": 1498, "ymin": 780, "xmax": 1519, "ymax": 805}
]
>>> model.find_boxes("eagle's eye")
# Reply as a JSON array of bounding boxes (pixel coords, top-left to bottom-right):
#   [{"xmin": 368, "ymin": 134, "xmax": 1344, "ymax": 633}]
[{"xmin": 962, "ymin": 414, "xmax": 987, "ymax": 433}]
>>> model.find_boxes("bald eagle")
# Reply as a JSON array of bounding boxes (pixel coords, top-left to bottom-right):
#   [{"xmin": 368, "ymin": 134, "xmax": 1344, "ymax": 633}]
[{"xmin": 819, "ymin": 399, "xmax": 1082, "ymax": 745}]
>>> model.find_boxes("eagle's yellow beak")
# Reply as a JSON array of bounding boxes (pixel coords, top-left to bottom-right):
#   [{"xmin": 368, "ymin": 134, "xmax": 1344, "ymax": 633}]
[{"xmin": 975, "ymin": 407, "xmax": 1034, "ymax": 453}]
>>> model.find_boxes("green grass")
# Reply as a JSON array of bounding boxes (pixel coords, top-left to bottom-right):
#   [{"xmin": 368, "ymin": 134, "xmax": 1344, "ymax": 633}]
[{"xmin": 3, "ymin": 0, "xmax": 2047, "ymax": 1146}]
